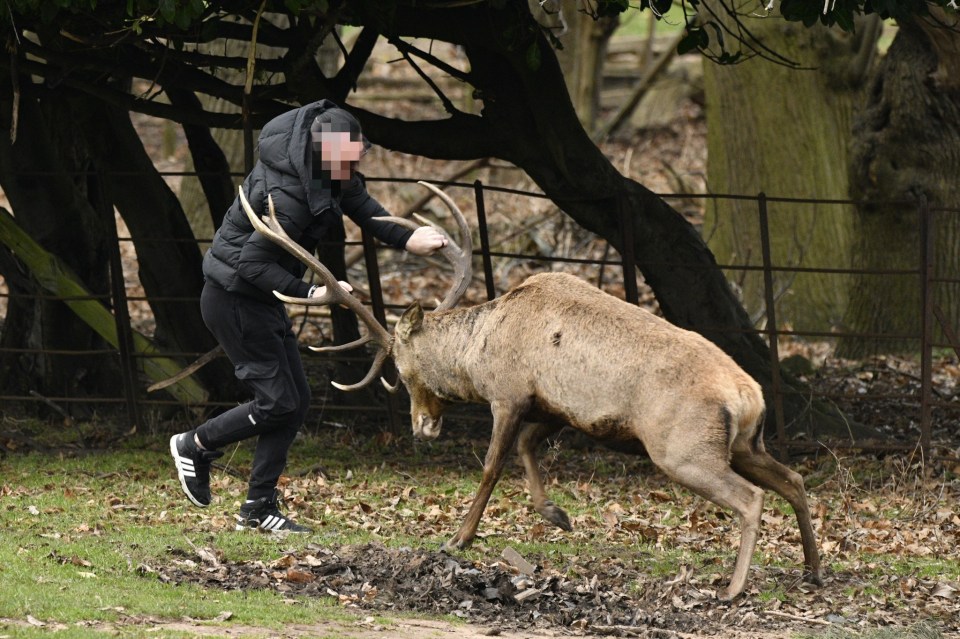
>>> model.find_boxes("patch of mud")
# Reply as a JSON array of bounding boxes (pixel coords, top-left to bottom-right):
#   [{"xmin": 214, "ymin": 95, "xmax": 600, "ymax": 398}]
[{"xmin": 162, "ymin": 541, "xmax": 837, "ymax": 637}]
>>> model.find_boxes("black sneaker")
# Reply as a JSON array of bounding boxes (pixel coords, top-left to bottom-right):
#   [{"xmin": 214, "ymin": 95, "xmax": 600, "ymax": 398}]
[
  {"xmin": 235, "ymin": 495, "xmax": 312, "ymax": 533},
  {"xmin": 169, "ymin": 432, "xmax": 223, "ymax": 508}
]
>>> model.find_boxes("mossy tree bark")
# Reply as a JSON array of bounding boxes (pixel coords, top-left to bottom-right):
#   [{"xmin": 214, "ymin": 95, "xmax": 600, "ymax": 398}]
[
  {"xmin": 838, "ymin": 12, "xmax": 960, "ymax": 358},
  {"xmin": 702, "ymin": 11, "xmax": 880, "ymax": 333},
  {"xmin": 0, "ymin": 87, "xmax": 116, "ymax": 405}
]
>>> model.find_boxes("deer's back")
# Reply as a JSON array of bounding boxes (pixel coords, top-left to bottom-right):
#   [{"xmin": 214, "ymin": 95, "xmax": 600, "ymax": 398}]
[{"xmin": 462, "ymin": 273, "xmax": 763, "ymax": 447}]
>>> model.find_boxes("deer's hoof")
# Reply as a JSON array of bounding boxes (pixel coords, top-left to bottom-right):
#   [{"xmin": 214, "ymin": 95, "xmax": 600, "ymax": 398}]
[
  {"xmin": 804, "ymin": 570, "xmax": 824, "ymax": 587},
  {"xmin": 539, "ymin": 502, "xmax": 572, "ymax": 532},
  {"xmin": 440, "ymin": 537, "xmax": 471, "ymax": 553},
  {"xmin": 717, "ymin": 587, "xmax": 742, "ymax": 602}
]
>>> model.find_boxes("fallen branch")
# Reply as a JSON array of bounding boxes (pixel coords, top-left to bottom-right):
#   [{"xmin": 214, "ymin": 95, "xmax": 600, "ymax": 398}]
[
  {"xmin": 0, "ymin": 208, "xmax": 208, "ymax": 404},
  {"xmin": 762, "ymin": 610, "xmax": 832, "ymax": 626},
  {"xmin": 147, "ymin": 345, "xmax": 223, "ymax": 393}
]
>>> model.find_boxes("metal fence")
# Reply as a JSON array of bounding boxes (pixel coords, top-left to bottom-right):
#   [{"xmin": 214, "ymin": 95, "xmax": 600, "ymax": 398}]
[{"xmin": 0, "ymin": 174, "xmax": 957, "ymax": 457}]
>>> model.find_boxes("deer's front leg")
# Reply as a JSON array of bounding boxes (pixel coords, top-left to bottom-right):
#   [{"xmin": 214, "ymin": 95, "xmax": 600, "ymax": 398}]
[
  {"xmin": 517, "ymin": 422, "xmax": 571, "ymax": 531},
  {"xmin": 442, "ymin": 398, "xmax": 529, "ymax": 551}
]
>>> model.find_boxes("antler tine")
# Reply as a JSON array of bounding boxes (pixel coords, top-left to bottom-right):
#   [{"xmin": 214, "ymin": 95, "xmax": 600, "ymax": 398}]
[
  {"xmin": 238, "ymin": 186, "xmax": 393, "ymax": 390},
  {"xmin": 371, "ymin": 182, "xmax": 473, "ymax": 312},
  {"xmin": 331, "ymin": 348, "xmax": 391, "ymax": 391},
  {"xmin": 417, "ymin": 181, "xmax": 473, "ymax": 311}
]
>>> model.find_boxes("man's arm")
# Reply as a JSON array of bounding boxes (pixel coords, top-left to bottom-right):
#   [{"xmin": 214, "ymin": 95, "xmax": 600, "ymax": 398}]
[
  {"xmin": 340, "ymin": 174, "xmax": 414, "ymax": 249},
  {"xmin": 235, "ymin": 190, "xmax": 314, "ymax": 299}
]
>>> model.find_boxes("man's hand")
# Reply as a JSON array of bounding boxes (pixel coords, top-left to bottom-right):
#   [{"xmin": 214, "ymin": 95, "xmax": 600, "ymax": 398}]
[
  {"xmin": 405, "ymin": 226, "xmax": 448, "ymax": 256},
  {"xmin": 309, "ymin": 281, "xmax": 353, "ymax": 299}
]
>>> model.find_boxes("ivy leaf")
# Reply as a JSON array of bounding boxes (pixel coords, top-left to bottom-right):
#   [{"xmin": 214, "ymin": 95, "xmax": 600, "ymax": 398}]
[
  {"xmin": 715, "ymin": 50, "xmax": 742, "ymax": 65},
  {"xmin": 640, "ymin": 0, "xmax": 673, "ymax": 14},
  {"xmin": 596, "ymin": 0, "xmax": 630, "ymax": 17},
  {"xmin": 158, "ymin": 0, "xmax": 176, "ymax": 24},
  {"xmin": 705, "ymin": 21, "xmax": 725, "ymax": 51},
  {"xmin": 677, "ymin": 26, "xmax": 708, "ymax": 55}
]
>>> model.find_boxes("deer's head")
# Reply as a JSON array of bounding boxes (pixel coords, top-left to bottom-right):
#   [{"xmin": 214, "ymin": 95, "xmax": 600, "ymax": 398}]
[{"xmin": 239, "ymin": 181, "xmax": 472, "ymax": 441}]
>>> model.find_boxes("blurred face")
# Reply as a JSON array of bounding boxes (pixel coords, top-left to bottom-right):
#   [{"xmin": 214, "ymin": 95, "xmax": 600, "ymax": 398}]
[{"xmin": 312, "ymin": 131, "xmax": 365, "ymax": 181}]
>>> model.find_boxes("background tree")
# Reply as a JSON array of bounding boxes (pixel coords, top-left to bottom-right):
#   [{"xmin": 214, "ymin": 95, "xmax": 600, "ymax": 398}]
[
  {"xmin": 530, "ymin": 0, "xmax": 620, "ymax": 129},
  {"xmin": 0, "ymin": 89, "xmax": 114, "ymax": 402},
  {"xmin": 1, "ymin": 0, "xmax": 954, "ymax": 435},
  {"xmin": 694, "ymin": 2, "xmax": 958, "ymax": 355},
  {"xmin": 702, "ymin": 11, "xmax": 880, "ymax": 332},
  {"xmin": 838, "ymin": 8, "xmax": 960, "ymax": 357}
]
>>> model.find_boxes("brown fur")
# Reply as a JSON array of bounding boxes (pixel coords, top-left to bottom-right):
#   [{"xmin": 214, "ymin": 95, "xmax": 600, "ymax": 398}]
[
  {"xmin": 237, "ymin": 183, "xmax": 819, "ymax": 600},
  {"xmin": 394, "ymin": 272, "xmax": 822, "ymax": 600}
]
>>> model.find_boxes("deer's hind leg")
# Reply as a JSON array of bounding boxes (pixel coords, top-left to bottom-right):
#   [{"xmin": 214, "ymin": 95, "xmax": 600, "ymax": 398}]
[
  {"xmin": 731, "ymin": 447, "xmax": 822, "ymax": 586},
  {"xmin": 517, "ymin": 421, "xmax": 571, "ymax": 531},
  {"xmin": 651, "ymin": 444, "xmax": 765, "ymax": 601}
]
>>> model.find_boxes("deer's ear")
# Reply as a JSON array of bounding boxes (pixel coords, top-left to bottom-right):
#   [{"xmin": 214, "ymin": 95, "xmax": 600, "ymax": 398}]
[{"xmin": 395, "ymin": 302, "xmax": 424, "ymax": 343}]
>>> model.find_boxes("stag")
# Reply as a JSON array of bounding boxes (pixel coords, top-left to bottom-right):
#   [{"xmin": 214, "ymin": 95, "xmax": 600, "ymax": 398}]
[{"xmin": 240, "ymin": 183, "xmax": 822, "ymax": 601}]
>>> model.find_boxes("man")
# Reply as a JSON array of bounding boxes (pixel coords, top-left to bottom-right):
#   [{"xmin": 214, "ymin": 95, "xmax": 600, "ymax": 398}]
[{"xmin": 169, "ymin": 100, "xmax": 446, "ymax": 532}]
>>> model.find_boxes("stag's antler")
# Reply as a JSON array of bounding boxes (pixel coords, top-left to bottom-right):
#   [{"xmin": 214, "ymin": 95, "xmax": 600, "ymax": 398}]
[
  {"xmin": 371, "ymin": 181, "xmax": 473, "ymax": 311},
  {"xmin": 238, "ymin": 181, "xmax": 472, "ymax": 391}
]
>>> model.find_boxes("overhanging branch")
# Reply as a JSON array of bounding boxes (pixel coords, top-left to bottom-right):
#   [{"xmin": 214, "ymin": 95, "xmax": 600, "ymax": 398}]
[{"xmin": 350, "ymin": 108, "xmax": 499, "ymax": 161}]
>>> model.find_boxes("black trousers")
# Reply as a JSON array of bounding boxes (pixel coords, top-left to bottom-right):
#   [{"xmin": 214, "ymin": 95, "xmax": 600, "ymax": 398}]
[{"xmin": 195, "ymin": 283, "xmax": 310, "ymax": 501}]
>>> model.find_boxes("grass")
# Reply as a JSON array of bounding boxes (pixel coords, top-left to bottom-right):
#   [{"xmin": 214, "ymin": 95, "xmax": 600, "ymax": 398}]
[
  {"xmin": 1, "ymin": 450, "xmax": 346, "ymax": 629},
  {"xmin": 1, "ymin": 417, "xmax": 958, "ymax": 637}
]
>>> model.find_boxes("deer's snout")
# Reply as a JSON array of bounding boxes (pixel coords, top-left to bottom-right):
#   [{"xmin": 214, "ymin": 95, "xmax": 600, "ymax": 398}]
[{"xmin": 413, "ymin": 413, "xmax": 443, "ymax": 440}]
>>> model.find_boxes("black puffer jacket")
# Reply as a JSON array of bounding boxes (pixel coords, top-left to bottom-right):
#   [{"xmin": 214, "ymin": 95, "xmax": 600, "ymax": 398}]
[{"xmin": 202, "ymin": 100, "xmax": 413, "ymax": 304}]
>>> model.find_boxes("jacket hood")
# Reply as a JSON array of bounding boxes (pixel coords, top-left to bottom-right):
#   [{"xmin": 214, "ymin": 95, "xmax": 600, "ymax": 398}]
[{"xmin": 257, "ymin": 99, "xmax": 343, "ymax": 214}]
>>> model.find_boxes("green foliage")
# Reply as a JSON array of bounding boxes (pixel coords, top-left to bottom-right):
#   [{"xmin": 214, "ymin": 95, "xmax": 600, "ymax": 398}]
[
  {"xmin": 8, "ymin": 0, "xmax": 205, "ymax": 29},
  {"xmin": 602, "ymin": 0, "xmax": 958, "ymax": 64},
  {"xmin": 3, "ymin": 0, "xmax": 955, "ymax": 71},
  {"xmin": 525, "ymin": 40, "xmax": 541, "ymax": 71}
]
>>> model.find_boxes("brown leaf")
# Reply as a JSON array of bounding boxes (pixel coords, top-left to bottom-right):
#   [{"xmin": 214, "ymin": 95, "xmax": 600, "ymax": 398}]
[
  {"xmin": 285, "ymin": 567, "xmax": 315, "ymax": 584},
  {"xmin": 931, "ymin": 583, "xmax": 958, "ymax": 599},
  {"xmin": 602, "ymin": 510, "xmax": 619, "ymax": 528},
  {"xmin": 650, "ymin": 490, "xmax": 672, "ymax": 503}
]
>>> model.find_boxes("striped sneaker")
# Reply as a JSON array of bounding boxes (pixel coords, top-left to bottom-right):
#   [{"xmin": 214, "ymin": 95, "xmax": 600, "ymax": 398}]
[
  {"xmin": 235, "ymin": 495, "xmax": 312, "ymax": 533},
  {"xmin": 169, "ymin": 432, "xmax": 223, "ymax": 508}
]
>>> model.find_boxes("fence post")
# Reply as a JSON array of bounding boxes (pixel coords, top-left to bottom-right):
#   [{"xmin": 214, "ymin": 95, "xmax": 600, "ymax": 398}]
[
  {"xmin": 757, "ymin": 193, "xmax": 788, "ymax": 461},
  {"xmin": 919, "ymin": 195, "xmax": 933, "ymax": 459},
  {"xmin": 360, "ymin": 229, "xmax": 402, "ymax": 434},
  {"xmin": 99, "ymin": 171, "xmax": 141, "ymax": 432},
  {"xmin": 473, "ymin": 180, "xmax": 496, "ymax": 301},
  {"xmin": 618, "ymin": 197, "xmax": 639, "ymax": 305}
]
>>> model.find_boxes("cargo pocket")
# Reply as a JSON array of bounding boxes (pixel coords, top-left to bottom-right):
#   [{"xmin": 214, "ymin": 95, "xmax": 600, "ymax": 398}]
[{"xmin": 235, "ymin": 360, "xmax": 280, "ymax": 380}]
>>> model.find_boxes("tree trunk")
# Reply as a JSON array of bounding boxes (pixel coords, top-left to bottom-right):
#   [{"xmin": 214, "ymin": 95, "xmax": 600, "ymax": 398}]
[
  {"xmin": 839, "ymin": 13, "xmax": 960, "ymax": 358},
  {"xmin": 77, "ymin": 97, "xmax": 237, "ymax": 397},
  {"xmin": 0, "ymin": 82, "xmax": 118, "ymax": 405},
  {"xmin": 361, "ymin": 4, "xmax": 866, "ymax": 440},
  {"xmin": 702, "ymin": 12, "xmax": 880, "ymax": 332},
  {"xmin": 534, "ymin": 1, "xmax": 617, "ymax": 130}
]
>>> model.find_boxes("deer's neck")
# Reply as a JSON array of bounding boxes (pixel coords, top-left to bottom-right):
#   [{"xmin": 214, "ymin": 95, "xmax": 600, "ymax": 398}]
[{"xmin": 415, "ymin": 304, "xmax": 492, "ymax": 403}]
